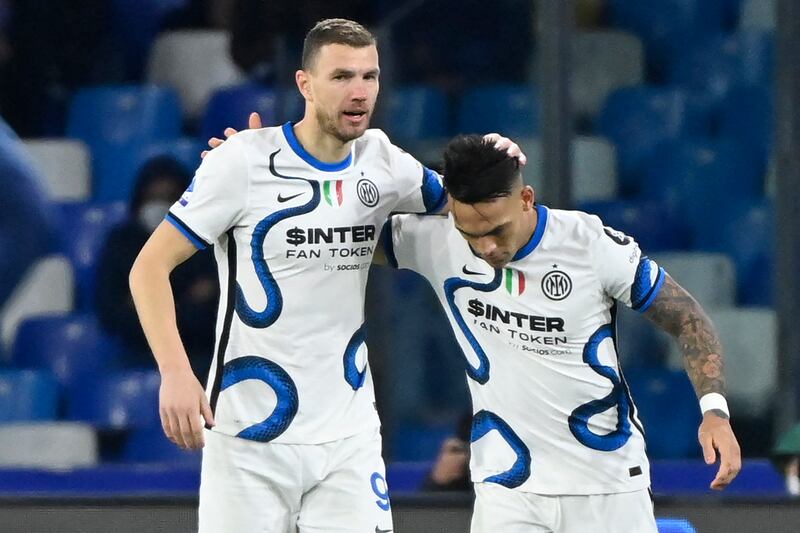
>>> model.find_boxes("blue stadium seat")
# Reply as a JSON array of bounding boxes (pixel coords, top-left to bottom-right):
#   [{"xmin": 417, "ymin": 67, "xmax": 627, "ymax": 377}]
[
  {"xmin": 91, "ymin": 138, "xmax": 204, "ymax": 203},
  {"xmin": 668, "ymin": 32, "xmax": 774, "ymax": 106},
  {"xmin": 719, "ymin": 85, "xmax": 773, "ymax": 165},
  {"xmin": 383, "ymin": 86, "xmax": 449, "ymax": 141},
  {"xmin": 57, "ymin": 202, "xmax": 129, "ymax": 310},
  {"xmin": 597, "ymin": 87, "xmax": 712, "ymax": 195},
  {"xmin": 608, "ymin": 0, "xmax": 728, "ymax": 79},
  {"xmin": 200, "ymin": 84, "xmax": 281, "ymax": 141},
  {"xmin": 626, "ymin": 368, "xmax": 702, "ymax": 459},
  {"xmin": 639, "ymin": 139, "xmax": 764, "ymax": 239},
  {"xmin": 69, "ymin": 370, "xmax": 161, "ymax": 430},
  {"xmin": 66, "ymin": 85, "xmax": 183, "ymax": 202},
  {"xmin": 457, "ymin": 85, "xmax": 539, "ymax": 138},
  {"xmin": 0, "ymin": 369, "xmax": 59, "ymax": 422},
  {"xmin": 693, "ymin": 198, "xmax": 774, "ymax": 306},
  {"xmin": 11, "ymin": 314, "xmax": 126, "ymax": 392},
  {"xmin": 578, "ymin": 199, "xmax": 690, "ymax": 252},
  {"xmin": 656, "ymin": 517, "xmax": 698, "ymax": 533},
  {"xmin": 123, "ymin": 428, "xmax": 201, "ymax": 464},
  {"xmin": 67, "ymin": 85, "xmax": 182, "ymax": 148}
]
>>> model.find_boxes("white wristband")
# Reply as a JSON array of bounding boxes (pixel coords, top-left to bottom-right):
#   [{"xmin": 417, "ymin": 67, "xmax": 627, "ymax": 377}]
[{"xmin": 699, "ymin": 393, "xmax": 730, "ymax": 417}]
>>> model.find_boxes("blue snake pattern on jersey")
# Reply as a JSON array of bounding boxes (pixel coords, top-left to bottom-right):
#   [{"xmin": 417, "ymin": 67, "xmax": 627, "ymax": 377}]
[
  {"xmin": 343, "ymin": 323, "xmax": 368, "ymax": 390},
  {"xmin": 443, "ymin": 269, "xmax": 503, "ymax": 384},
  {"xmin": 235, "ymin": 149, "xmax": 321, "ymax": 328},
  {"xmin": 221, "ymin": 355, "xmax": 299, "ymax": 442},
  {"xmin": 568, "ymin": 324, "xmax": 632, "ymax": 451},
  {"xmin": 471, "ymin": 410, "xmax": 531, "ymax": 488}
]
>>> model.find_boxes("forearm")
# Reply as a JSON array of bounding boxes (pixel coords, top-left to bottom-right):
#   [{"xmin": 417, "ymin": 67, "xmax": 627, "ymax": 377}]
[
  {"xmin": 129, "ymin": 256, "xmax": 191, "ymax": 373},
  {"xmin": 643, "ymin": 274, "xmax": 726, "ymax": 399}
]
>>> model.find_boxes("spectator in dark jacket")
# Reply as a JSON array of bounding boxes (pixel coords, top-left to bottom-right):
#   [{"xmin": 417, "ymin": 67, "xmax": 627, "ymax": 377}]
[{"xmin": 94, "ymin": 155, "xmax": 217, "ymax": 382}]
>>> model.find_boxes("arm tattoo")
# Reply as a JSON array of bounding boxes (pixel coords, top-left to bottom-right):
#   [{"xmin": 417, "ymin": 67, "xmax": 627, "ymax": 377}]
[{"xmin": 643, "ymin": 274, "xmax": 726, "ymax": 398}]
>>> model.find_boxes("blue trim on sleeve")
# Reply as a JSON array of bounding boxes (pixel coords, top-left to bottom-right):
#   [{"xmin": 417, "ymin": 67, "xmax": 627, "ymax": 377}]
[
  {"xmin": 165, "ymin": 212, "xmax": 209, "ymax": 250},
  {"xmin": 381, "ymin": 218, "xmax": 399, "ymax": 268},
  {"xmin": 637, "ymin": 267, "xmax": 665, "ymax": 313},
  {"xmin": 511, "ymin": 205, "xmax": 548, "ymax": 262},
  {"xmin": 421, "ymin": 166, "xmax": 447, "ymax": 213},
  {"xmin": 281, "ymin": 122, "xmax": 352, "ymax": 172}
]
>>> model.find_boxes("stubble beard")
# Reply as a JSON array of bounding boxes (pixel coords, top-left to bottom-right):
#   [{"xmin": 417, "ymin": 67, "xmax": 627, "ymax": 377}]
[{"xmin": 317, "ymin": 107, "xmax": 369, "ymax": 144}]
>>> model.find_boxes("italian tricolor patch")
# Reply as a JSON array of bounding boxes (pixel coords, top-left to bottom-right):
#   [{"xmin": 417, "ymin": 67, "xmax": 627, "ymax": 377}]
[
  {"xmin": 504, "ymin": 268, "xmax": 526, "ymax": 296},
  {"xmin": 323, "ymin": 180, "xmax": 343, "ymax": 207}
]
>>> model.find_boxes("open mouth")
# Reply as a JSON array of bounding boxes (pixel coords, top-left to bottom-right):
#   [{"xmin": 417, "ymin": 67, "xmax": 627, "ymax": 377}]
[{"xmin": 342, "ymin": 110, "xmax": 367, "ymax": 122}]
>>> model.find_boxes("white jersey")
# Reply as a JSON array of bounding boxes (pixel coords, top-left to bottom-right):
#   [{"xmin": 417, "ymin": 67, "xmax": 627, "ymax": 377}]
[
  {"xmin": 386, "ymin": 206, "xmax": 665, "ymax": 495},
  {"xmin": 167, "ymin": 122, "xmax": 445, "ymax": 444}
]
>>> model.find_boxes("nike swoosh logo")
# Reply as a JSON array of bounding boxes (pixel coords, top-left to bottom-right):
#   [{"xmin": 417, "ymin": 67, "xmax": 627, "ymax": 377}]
[
  {"xmin": 375, "ymin": 528, "xmax": 392, "ymax": 533},
  {"xmin": 277, "ymin": 192, "xmax": 303, "ymax": 203},
  {"xmin": 462, "ymin": 265, "xmax": 484, "ymax": 276}
]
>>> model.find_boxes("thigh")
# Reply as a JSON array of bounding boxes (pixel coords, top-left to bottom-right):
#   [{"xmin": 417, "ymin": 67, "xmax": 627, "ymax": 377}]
[
  {"xmin": 556, "ymin": 489, "xmax": 658, "ymax": 533},
  {"xmin": 471, "ymin": 483, "xmax": 554, "ymax": 533},
  {"xmin": 199, "ymin": 429, "xmax": 301, "ymax": 533},
  {"xmin": 298, "ymin": 429, "xmax": 393, "ymax": 533}
]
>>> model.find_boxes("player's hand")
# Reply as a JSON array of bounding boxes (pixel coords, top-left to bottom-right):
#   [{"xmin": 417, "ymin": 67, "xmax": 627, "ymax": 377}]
[
  {"xmin": 159, "ymin": 366, "xmax": 215, "ymax": 450},
  {"xmin": 698, "ymin": 411, "xmax": 741, "ymax": 490},
  {"xmin": 429, "ymin": 438, "xmax": 470, "ymax": 485},
  {"xmin": 483, "ymin": 133, "xmax": 528, "ymax": 166},
  {"xmin": 201, "ymin": 112, "xmax": 264, "ymax": 158}
]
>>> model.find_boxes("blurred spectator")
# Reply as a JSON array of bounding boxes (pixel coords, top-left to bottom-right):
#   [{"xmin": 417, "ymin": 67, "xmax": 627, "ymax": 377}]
[
  {"xmin": 0, "ymin": 116, "xmax": 56, "ymax": 308},
  {"xmin": 423, "ymin": 411, "xmax": 472, "ymax": 491},
  {"xmin": 772, "ymin": 423, "xmax": 800, "ymax": 497},
  {"xmin": 94, "ymin": 156, "xmax": 217, "ymax": 382}
]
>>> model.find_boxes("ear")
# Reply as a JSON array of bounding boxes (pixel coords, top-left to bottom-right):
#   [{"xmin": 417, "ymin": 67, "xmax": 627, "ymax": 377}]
[
  {"xmin": 296, "ymin": 70, "xmax": 312, "ymax": 102},
  {"xmin": 521, "ymin": 185, "xmax": 535, "ymax": 210}
]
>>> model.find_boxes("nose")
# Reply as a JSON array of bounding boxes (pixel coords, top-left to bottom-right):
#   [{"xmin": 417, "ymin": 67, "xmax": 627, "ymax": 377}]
[
  {"xmin": 475, "ymin": 237, "xmax": 498, "ymax": 259},
  {"xmin": 351, "ymin": 81, "xmax": 368, "ymax": 101}
]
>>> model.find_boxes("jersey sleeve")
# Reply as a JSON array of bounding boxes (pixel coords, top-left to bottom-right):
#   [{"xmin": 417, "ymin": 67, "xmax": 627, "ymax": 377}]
[
  {"xmin": 166, "ymin": 135, "xmax": 250, "ymax": 249},
  {"xmin": 381, "ymin": 214, "xmax": 433, "ymax": 276},
  {"xmin": 389, "ymin": 143, "xmax": 447, "ymax": 214},
  {"xmin": 589, "ymin": 223, "xmax": 665, "ymax": 313}
]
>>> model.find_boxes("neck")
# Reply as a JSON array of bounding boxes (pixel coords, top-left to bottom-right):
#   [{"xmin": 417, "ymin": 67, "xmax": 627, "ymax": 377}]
[
  {"xmin": 293, "ymin": 116, "xmax": 353, "ymax": 163},
  {"xmin": 515, "ymin": 206, "xmax": 538, "ymax": 254}
]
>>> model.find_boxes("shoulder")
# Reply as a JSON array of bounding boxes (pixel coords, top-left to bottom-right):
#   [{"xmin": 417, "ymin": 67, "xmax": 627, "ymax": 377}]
[
  {"xmin": 355, "ymin": 129, "xmax": 414, "ymax": 163},
  {"xmin": 542, "ymin": 207, "xmax": 606, "ymax": 247},
  {"xmin": 391, "ymin": 212, "xmax": 450, "ymax": 233}
]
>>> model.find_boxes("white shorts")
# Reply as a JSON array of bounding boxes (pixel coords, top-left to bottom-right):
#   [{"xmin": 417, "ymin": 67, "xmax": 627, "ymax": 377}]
[
  {"xmin": 471, "ymin": 482, "xmax": 657, "ymax": 533},
  {"xmin": 198, "ymin": 427, "xmax": 393, "ymax": 533}
]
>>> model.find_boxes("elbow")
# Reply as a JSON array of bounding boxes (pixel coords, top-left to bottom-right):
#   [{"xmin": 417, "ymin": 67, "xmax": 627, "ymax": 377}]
[{"xmin": 128, "ymin": 254, "xmax": 145, "ymax": 297}]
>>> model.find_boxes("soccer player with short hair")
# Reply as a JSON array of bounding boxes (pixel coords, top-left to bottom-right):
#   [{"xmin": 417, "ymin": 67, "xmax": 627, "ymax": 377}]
[
  {"xmin": 383, "ymin": 135, "xmax": 741, "ymax": 532},
  {"xmin": 130, "ymin": 18, "xmax": 523, "ymax": 533}
]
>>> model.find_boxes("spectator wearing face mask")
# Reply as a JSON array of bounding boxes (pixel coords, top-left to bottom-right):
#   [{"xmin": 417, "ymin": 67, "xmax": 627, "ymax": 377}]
[{"xmin": 94, "ymin": 155, "xmax": 217, "ymax": 381}]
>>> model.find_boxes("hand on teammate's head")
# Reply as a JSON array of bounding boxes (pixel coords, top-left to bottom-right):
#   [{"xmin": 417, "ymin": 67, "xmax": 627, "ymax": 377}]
[
  {"xmin": 201, "ymin": 112, "xmax": 264, "ymax": 158},
  {"xmin": 482, "ymin": 133, "xmax": 527, "ymax": 166}
]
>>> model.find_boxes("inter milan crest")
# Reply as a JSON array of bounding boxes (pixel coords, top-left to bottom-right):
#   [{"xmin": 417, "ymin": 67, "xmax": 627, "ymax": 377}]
[
  {"xmin": 541, "ymin": 269, "xmax": 572, "ymax": 301},
  {"xmin": 356, "ymin": 178, "xmax": 379, "ymax": 207}
]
